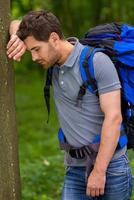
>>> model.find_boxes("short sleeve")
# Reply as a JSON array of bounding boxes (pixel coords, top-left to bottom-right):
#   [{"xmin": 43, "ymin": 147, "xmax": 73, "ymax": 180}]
[{"xmin": 93, "ymin": 52, "xmax": 121, "ymax": 95}]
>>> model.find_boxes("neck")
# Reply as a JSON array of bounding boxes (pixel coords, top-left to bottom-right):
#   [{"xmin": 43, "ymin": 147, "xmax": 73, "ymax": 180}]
[{"xmin": 57, "ymin": 40, "xmax": 74, "ymax": 65}]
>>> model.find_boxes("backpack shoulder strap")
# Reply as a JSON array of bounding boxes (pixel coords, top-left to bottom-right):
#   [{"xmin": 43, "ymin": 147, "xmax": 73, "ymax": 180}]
[
  {"xmin": 77, "ymin": 46, "xmax": 103, "ymax": 106},
  {"xmin": 80, "ymin": 46, "xmax": 97, "ymax": 92},
  {"xmin": 44, "ymin": 67, "xmax": 53, "ymax": 123}
]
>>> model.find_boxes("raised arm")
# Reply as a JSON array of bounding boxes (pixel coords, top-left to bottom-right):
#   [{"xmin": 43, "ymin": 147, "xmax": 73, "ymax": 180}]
[
  {"xmin": 9, "ymin": 20, "xmax": 21, "ymax": 35},
  {"xmin": 7, "ymin": 20, "xmax": 26, "ymax": 61}
]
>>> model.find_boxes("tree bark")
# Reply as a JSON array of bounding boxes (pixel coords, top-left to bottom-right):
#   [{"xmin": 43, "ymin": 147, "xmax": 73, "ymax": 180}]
[{"xmin": 0, "ymin": 0, "xmax": 21, "ymax": 199}]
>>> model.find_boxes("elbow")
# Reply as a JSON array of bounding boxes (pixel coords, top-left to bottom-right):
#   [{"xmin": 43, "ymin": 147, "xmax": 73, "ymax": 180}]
[
  {"xmin": 105, "ymin": 112, "xmax": 122, "ymax": 125},
  {"xmin": 114, "ymin": 113, "xmax": 122, "ymax": 125}
]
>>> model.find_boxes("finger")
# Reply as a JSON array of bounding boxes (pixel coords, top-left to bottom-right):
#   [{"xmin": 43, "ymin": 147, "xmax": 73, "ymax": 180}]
[
  {"xmin": 90, "ymin": 189, "xmax": 96, "ymax": 197},
  {"xmin": 90, "ymin": 187, "xmax": 100, "ymax": 197},
  {"xmin": 95, "ymin": 188, "xmax": 100, "ymax": 197},
  {"xmin": 8, "ymin": 44, "xmax": 24, "ymax": 58},
  {"xmin": 7, "ymin": 34, "xmax": 19, "ymax": 49},
  {"xmin": 86, "ymin": 186, "xmax": 93, "ymax": 197},
  {"xmin": 86, "ymin": 185, "xmax": 101, "ymax": 197},
  {"xmin": 13, "ymin": 46, "xmax": 26, "ymax": 61},
  {"xmin": 99, "ymin": 188, "xmax": 104, "ymax": 196},
  {"xmin": 7, "ymin": 38, "xmax": 21, "ymax": 55}
]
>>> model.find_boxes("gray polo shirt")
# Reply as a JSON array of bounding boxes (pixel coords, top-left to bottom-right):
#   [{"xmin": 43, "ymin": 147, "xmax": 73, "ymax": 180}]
[{"xmin": 52, "ymin": 37, "xmax": 126, "ymax": 166}]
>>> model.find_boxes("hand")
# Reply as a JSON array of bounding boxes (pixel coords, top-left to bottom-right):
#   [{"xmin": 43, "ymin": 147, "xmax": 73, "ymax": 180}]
[
  {"xmin": 7, "ymin": 34, "xmax": 26, "ymax": 61},
  {"xmin": 86, "ymin": 168, "xmax": 106, "ymax": 197}
]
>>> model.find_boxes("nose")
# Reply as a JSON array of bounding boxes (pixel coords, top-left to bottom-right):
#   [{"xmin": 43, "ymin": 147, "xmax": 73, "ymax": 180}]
[{"xmin": 31, "ymin": 52, "xmax": 39, "ymax": 62}]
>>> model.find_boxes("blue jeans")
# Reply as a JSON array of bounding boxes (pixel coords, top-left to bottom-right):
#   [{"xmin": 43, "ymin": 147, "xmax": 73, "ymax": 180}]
[{"xmin": 61, "ymin": 154, "xmax": 132, "ymax": 200}]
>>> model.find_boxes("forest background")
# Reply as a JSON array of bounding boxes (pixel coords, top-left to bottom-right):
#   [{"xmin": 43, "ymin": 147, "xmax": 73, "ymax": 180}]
[{"xmin": 11, "ymin": 0, "xmax": 134, "ymax": 199}]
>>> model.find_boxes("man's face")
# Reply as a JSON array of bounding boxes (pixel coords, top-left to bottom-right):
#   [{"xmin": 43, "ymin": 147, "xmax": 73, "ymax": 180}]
[{"xmin": 24, "ymin": 34, "xmax": 59, "ymax": 69}]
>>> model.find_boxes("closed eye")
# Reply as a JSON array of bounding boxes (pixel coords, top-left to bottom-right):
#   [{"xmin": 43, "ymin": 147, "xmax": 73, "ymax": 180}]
[
  {"xmin": 30, "ymin": 46, "xmax": 41, "ymax": 52},
  {"xmin": 35, "ymin": 48, "xmax": 40, "ymax": 52}
]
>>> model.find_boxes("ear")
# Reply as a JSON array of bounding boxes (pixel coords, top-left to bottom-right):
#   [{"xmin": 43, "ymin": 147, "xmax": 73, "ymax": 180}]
[{"xmin": 48, "ymin": 32, "xmax": 60, "ymax": 44}]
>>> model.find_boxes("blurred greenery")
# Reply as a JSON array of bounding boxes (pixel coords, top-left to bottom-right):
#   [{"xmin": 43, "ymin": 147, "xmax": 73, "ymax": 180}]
[
  {"xmin": 10, "ymin": 0, "xmax": 134, "ymax": 199},
  {"xmin": 15, "ymin": 70, "xmax": 64, "ymax": 200},
  {"xmin": 16, "ymin": 70, "xmax": 134, "ymax": 200},
  {"xmin": 11, "ymin": 0, "xmax": 134, "ymax": 73}
]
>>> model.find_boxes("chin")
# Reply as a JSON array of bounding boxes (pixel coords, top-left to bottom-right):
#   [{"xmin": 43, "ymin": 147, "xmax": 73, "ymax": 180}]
[{"xmin": 42, "ymin": 64, "xmax": 50, "ymax": 70}]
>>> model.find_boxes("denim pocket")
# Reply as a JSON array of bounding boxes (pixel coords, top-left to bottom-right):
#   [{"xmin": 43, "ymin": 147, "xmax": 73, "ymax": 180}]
[
  {"xmin": 106, "ymin": 154, "xmax": 129, "ymax": 176},
  {"xmin": 105, "ymin": 153, "xmax": 132, "ymax": 199}
]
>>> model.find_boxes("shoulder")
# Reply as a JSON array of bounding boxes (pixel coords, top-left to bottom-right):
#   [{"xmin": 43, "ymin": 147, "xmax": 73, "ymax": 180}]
[
  {"xmin": 93, "ymin": 51, "xmax": 117, "ymax": 76},
  {"xmin": 93, "ymin": 51, "xmax": 113, "ymax": 66},
  {"xmin": 92, "ymin": 51, "xmax": 121, "ymax": 95}
]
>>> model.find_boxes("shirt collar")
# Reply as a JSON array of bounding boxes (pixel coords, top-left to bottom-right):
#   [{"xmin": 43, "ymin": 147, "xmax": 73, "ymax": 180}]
[{"xmin": 60, "ymin": 37, "xmax": 83, "ymax": 68}]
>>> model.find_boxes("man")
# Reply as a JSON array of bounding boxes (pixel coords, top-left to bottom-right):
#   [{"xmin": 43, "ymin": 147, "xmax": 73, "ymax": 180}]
[{"xmin": 7, "ymin": 10, "xmax": 132, "ymax": 200}]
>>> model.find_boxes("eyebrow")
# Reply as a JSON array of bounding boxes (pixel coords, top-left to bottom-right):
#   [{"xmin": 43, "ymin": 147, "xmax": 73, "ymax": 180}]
[{"xmin": 30, "ymin": 46, "xmax": 39, "ymax": 51}]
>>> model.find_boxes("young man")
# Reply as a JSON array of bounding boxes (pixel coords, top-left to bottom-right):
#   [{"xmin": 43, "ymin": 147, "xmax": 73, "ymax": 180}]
[{"xmin": 7, "ymin": 10, "xmax": 132, "ymax": 200}]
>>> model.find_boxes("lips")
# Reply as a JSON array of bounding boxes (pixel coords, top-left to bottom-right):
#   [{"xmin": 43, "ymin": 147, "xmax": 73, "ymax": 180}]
[{"xmin": 37, "ymin": 60, "xmax": 44, "ymax": 64}]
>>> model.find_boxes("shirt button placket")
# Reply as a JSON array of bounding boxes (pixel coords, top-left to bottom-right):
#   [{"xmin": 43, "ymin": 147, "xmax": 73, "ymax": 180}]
[
  {"xmin": 59, "ymin": 68, "xmax": 65, "ymax": 89},
  {"xmin": 61, "ymin": 70, "xmax": 64, "ymax": 74},
  {"xmin": 60, "ymin": 81, "xmax": 64, "ymax": 85}
]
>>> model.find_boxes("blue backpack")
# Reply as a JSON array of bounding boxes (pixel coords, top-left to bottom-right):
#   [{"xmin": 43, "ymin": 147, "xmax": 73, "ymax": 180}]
[{"xmin": 78, "ymin": 22, "xmax": 134, "ymax": 150}]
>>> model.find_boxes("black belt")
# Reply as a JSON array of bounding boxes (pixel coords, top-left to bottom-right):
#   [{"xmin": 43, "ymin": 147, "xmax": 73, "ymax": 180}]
[
  {"xmin": 69, "ymin": 145, "xmax": 96, "ymax": 159},
  {"xmin": 68, "ymin": 145, "xmax": 99, "ymax": 179},
  {"xmin": 59, "ymin": 141, "xmax": 99, "ymax": 179}
]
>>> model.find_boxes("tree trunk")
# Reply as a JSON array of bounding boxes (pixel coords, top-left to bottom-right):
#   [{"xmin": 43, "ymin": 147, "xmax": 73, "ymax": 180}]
[{"xmin": 0, "ymin": 0, "xmax": 21, "ymax": 199}]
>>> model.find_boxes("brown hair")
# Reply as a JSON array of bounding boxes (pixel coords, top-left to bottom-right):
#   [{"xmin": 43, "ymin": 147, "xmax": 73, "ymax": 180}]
[{"xmin": 17, "ymin": 10, "xmax": 64, "ymax": 41}]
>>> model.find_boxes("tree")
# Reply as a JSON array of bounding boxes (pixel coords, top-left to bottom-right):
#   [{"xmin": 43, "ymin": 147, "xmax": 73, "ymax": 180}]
[{"xmin": 0, "ymin": 0, "xmax": 21, "ymax": 199}]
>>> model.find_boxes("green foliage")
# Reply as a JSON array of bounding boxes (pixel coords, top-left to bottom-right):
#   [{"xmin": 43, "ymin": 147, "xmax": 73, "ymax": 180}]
[
  {"xmin": 11, "ymin": 0, "xmax": 51, "ymax": 18},
  {"xmin": 11, "ymin": 0, "xmax": 134, "ymax": 36},
  {"xmin": 21, "ymin": 156, "xmax": 64, "ymax": 200},
  {"xmin": 11, "ymin": 0, "xmax": 134, "ymax": 73},
  {"xmin": 15, "ymin": 71, "xmax": 64, "ymax": 199},
  {"xmin": 12, "ymin": 1, "xmax": 134, "ymax": 198},
  {"xmin": 16, "ymin": 70, "xmax": 134, "ymax": 199}
]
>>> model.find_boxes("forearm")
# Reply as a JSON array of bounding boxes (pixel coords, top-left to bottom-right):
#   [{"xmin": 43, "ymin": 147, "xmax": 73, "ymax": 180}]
[
  {"xmin": 93, "ymin": 116, "xmax": 121, "ymax": 174},
  {"xmin": 9, "ymin": 20, "xmax": 21, "ymax": 35},
  {"xmin": 7, "ymin": 20, "xmax": 26, "ymax": 61}
]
